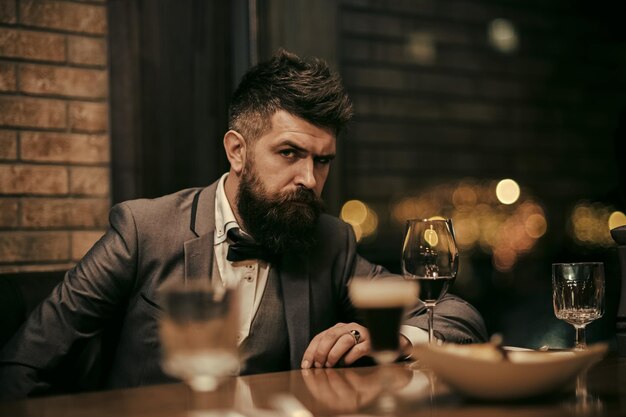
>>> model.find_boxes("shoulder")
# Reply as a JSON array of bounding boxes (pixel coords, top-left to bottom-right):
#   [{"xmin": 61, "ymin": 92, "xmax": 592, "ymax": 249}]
[
  {"xmin": 108, "ymin": 186, "xmax": 211, "ymax": 242},
  {"xmin": 316, "ymin": 213, "xmax": 353, "ymax": 238},
  {"xmin": 312, "ymin": 213, "xmax": 357, "ymax": 255},
  {"xmin": 118, "ymin": 187, "xmax": 204, "ymax": 218}
]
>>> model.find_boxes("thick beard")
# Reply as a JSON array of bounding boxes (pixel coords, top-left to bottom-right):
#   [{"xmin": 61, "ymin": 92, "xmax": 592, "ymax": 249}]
[{"xmin": 236, "ymin": 164, "xmax": 325, "ymax": 256}]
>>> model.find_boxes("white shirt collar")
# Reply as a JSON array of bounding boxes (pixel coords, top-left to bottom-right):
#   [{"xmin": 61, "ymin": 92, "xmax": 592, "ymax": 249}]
[{"xmin": 214, "ymin": 173, "xmax": 240, "ymax": 244}]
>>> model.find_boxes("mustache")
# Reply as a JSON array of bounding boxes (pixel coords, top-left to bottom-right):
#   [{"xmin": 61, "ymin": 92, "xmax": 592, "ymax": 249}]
[{"xmin": 277, "ymin": 188, "xmax": 325, "ymax": 209}]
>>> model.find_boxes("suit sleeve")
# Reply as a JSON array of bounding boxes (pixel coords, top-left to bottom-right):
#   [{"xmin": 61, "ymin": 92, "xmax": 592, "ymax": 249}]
[
  {"xmin": 402, "ymin": 295, "xmax": 488, "ymax": 344},
  {"xmin": 0, "ymin": 203, "xmax": 139, "ymax": 399}
]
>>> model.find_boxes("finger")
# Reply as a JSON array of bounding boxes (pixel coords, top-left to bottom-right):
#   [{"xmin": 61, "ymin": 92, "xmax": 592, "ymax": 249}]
[
  {"xmin": 301, "ymin": 332, "xmax": 326, "ymax": 369},
  {"xmin": 314, "ymin": 323, "xmax": 356, "ymax": 366},
  {"xmin": 342, "ymin": 339, "xmax": 372, "ymax": 365},
  {"xmin": 340, "ymin": 324, "xmax": 370, "ymax": 365},
  {"xmin": 311, "ymin": 323, "xmax": 350, "ymax": 367},
  {"xmin": 324, "ymin": 333, "xmax": 358, "ymax": 367}
]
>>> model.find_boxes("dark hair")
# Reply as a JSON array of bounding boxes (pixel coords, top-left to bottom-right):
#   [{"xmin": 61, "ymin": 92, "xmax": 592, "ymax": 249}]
[{"xmin": 228, "ymin": 50, "xmax": 353, "ymax": 141}]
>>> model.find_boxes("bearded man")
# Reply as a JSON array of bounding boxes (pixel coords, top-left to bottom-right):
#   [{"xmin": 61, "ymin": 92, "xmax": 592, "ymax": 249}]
[{"xmin": 0, "ymin": 51, "xmax": 487, "ymax": 398}]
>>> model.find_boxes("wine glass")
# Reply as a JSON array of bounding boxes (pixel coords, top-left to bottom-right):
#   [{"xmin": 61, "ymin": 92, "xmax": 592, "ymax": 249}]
[
  {"xmin": 401, "ymin": 219, "xmax": 459, "ymax": 344},
  {"xmin": 552, "ymin": 262, "xmax": 605, "ymax": 350},
  {"xmin": 159, "ymin": 280, "xmax": 240, "ymax": 415}
]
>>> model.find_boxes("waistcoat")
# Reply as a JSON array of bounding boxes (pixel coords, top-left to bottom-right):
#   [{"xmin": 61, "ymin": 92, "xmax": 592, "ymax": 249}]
[{"xmin": 238, "ymin": 268, "xmax": 290, "ymax": 375}]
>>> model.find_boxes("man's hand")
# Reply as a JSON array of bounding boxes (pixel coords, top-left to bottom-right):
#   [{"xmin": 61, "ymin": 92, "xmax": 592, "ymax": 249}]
[{"xmin": 301, "ymin": 322, "xmax": 370, "ymax": 368}]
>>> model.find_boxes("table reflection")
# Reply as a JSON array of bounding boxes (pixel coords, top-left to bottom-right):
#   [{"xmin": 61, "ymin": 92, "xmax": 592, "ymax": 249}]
[
  {"xmin": 1, "ymin": 358, "xmax": 625, "ymax": 417},
  {"xmin": 299, "ymin": 365, "xmax": 413, "ymax": 414},
  {"xmin": 563, "ymin": 370, "xmax": 605, "ymax": 416},
  {"xmin": 232, "ymin": 364, "xmax": 432, "ymax": 416}
]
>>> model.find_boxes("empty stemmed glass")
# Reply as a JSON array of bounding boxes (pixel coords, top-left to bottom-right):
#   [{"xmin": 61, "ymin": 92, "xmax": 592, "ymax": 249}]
[
  {"xmin": 552, "ymin": 262, "xmax": 605, "ymax": 350},
  {"xmin": 159, "ymin": 280, "xmax": 240, "ymax": 416},
  {"xmin": 401, "ymin": 219, "xmax": 459, "ymax": 344}
]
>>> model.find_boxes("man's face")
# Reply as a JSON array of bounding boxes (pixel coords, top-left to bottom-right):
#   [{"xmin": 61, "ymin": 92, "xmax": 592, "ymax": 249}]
[
  {"xmin": 245, "ymin": 110, "xmax": 336, "ymax": 199},
  {"xmin": 236, "ymin": 110, "xmax": 336, "ymax": 254}
]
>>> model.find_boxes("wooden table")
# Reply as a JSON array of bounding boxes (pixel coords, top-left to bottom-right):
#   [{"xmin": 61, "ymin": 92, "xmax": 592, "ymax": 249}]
[{"xmin": 1, "ymin": 356, "xmax": 625, "ymax": 417}]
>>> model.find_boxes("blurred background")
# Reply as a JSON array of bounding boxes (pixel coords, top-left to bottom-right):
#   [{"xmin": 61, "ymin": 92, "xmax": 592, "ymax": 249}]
[{"xmin": 0, "ymin": 0, "xmax": 624, "ymax": 348}]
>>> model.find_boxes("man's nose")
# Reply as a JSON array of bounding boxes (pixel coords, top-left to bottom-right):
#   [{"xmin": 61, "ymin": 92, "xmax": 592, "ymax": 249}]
[{"xmin": 295, "ymin": 159, "xmax": 317, "ymax": 190}]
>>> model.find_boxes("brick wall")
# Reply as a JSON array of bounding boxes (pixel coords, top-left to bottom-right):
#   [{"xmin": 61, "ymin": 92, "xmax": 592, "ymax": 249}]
[{"xmin": 0, "ymin": 0, "xmax": 109, "ymax": 272}]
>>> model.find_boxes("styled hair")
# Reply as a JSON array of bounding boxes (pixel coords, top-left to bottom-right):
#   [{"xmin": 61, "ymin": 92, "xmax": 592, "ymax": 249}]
[{"xmin": 228, "ymin": 49, "xmax": 353, "ymax": 142}]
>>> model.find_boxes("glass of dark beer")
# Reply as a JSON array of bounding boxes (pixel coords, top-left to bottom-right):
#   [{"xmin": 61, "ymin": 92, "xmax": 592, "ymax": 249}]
[
  {"xmin": 349, "ymin": 277, "xmax": 419, "ymax": 364},
  {"xmin": 349, "ymin": 277, "xmax": 418, "ymax": 413}
]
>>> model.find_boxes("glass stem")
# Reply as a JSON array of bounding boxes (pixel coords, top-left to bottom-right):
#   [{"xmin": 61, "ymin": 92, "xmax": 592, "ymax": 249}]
[
  {"xmin": 427, "ymin": 304, "xmax": 435, "ymax": 344},
  {"xmin": 574, "ymin": 325, "xmax": 587, "ymax": 350}
]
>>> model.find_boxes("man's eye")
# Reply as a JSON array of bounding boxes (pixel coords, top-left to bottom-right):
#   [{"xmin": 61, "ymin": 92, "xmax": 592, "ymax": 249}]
[
  {"xmin": 316, "ymin": 157, "xmax": 331, "ymax": 165},
  {"xmin": 280, "ymin": 149, "xmax": 296, "ymax": 158}
]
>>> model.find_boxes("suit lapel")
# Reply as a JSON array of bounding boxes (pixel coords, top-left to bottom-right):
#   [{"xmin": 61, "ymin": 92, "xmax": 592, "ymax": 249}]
[
  {"xmin": 279, "ymin": 255, "xmax": 310, "ymax": 369},
  {"xmin": 184, "ymin": 183, "xmax": 219, "ymax": 283},
  {"xmin": 184, "ymin": 233, "xmax": 215, "ymax": 281}
]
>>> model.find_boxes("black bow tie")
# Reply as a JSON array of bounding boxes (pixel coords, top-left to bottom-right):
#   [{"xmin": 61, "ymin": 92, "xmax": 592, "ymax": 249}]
[{"xmin": 226, "ymin": 228, "xmax": 275, "ymax": 263}]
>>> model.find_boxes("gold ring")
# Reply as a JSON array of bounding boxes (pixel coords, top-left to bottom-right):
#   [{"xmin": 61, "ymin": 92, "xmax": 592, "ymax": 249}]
[{"xmin": 349, "ymin": 329, "xmax": 361, "ymax": 345}]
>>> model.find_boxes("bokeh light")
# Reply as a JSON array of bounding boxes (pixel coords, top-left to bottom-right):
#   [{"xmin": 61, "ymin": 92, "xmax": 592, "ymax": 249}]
[
  {"xmin": 452, "ymin": 184, "xmax": 477, "ymax": 211},
  {"xmin": 406, "ymin": 32, "xmax": 436, "ymax": 64},
  {"xmin": 570, "ymin": 202, "xmax": 623, "ymax": 246},
  {"xmin": 496, "ymin": 179, "xmax": 520, "ymax": 205},
  {"xmin": 488, "ymin": 18, "xmax": 519, "ymax": 53},
  {"xmin": 392, "ymin": 179, "xmax": 546, "ymax": 272},
  {"xmin": 341, "ymin": 200, "xmax": 367, "ymax": 225},
  {"xmin": 609, "ymin": 211, "xmax": 626, "ymax": 230},
  {"xmin": 341, "ymin": 200, "xmax": 379, "ymax": 242},
  {"xmin": 525, "ymin": 213, "xmax": 548, "ymax": 239}
]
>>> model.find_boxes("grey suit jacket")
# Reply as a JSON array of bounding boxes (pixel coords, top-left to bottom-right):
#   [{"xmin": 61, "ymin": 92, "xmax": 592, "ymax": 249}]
[{"xmin": 0, "ymin": 181, "xmax": 487, "ymax": 398}]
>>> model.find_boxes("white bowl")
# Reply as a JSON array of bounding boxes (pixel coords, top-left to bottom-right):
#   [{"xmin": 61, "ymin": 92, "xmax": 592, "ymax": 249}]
[{"xmin": 412, "ymin": 342, "xmax": 608, "ymax": 400}]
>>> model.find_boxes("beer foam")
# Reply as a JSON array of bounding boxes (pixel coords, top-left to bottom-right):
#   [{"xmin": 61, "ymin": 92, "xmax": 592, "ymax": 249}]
[{"xmin": 349, "ymin": 278, "xmax": 418, "ymax": 307}]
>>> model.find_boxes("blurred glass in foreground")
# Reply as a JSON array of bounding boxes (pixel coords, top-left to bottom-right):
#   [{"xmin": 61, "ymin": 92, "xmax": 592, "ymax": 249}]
[{"xmin": 159, "ymin": 280, "xmax": 239, "ymax": 393}]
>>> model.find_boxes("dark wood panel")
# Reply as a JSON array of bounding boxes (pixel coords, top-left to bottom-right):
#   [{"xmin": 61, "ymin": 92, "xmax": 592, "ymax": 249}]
[{"xmin": 108, "ymin": 0, "xmax": 232, "ymax": 203}]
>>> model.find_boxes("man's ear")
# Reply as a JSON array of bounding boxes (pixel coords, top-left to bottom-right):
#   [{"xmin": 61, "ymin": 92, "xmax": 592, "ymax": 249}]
[{"xmin": 223, "ymin": 130, "xmax": 247, "ymax": 174}]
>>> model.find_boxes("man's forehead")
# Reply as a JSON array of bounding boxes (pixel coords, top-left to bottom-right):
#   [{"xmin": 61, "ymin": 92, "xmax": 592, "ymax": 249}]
[{"xmin": 261, "ymin": 111, "xmax": 336, "ymax": 151}]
